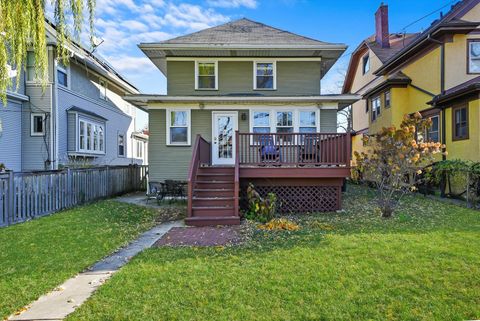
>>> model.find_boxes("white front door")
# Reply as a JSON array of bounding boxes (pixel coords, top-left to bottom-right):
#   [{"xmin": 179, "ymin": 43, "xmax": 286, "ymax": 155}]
[{"xmin": 212, "ymin": 112, "xmax": 238, "ymax": 165}]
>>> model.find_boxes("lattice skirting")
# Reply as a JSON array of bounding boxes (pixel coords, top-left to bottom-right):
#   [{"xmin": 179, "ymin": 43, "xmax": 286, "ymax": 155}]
[{"xmin": 241, "ymin": 185, "xmax": 341, "ymax": 214}]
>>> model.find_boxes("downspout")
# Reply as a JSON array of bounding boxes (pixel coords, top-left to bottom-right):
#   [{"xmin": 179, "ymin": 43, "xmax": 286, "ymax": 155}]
[{"xmin": 48, "ymin": 45, "xmax": 57, "ymax": 170}]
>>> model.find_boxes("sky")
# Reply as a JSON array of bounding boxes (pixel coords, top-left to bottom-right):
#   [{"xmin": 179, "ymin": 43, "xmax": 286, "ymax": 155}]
[{"xmin": 69, "ymin": 0, "xmax": 461, "ymax": 128}]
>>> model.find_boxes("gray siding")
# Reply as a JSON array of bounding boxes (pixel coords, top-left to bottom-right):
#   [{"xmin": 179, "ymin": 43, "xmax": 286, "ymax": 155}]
[
  {"xmin": 167, "ymin": 61, "xmax": 321, "ymax": 96},
  {"xmin": 320, "ymin": 109, "xmax": 338, "ymax": 133},
  {"xmin": 67, "ymin": 112, "xmax": 76, "ymax": 152},
  {"xmin": 0, "ymin": 100, "xmax": 22, "ymax": 172},
  {"xmin": 149, "ymin": 109, "xmax": 249, "ymax": 181}
]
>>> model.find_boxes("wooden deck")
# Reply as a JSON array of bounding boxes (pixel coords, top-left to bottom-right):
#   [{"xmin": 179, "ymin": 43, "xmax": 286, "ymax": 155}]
[{"xmin": 186, "ymin": 132, "xmax": 351, "ymax": 226}]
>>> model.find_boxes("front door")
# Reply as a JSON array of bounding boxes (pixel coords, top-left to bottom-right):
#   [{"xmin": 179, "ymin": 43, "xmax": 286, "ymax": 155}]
[{"xmin": 212, "ymin": 112, "xmax": 238, "ymax": 165}]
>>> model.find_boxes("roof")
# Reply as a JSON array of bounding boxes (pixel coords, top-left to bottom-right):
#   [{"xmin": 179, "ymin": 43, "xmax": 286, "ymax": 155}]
[
  {"xmin": 44, "ymin": 19, "xmax": 139, "ymax": 94},
  {"xmin": 139, "ymin": 18, "xmax": 347, "ymax": 76},
  {"xmin": 362, "ymin": 71, "xmax": 412, "ymax": 98},
  {"xmin": 67, "ymin": 106, "xmax": 108, "ymax": 121},
  {"xmin": 342, "ymin": 33, "xmax": 418, "ymax": 93},
  {"xmin": 429, "ymin": 76, "xmax": 480, "ymax": 106}
]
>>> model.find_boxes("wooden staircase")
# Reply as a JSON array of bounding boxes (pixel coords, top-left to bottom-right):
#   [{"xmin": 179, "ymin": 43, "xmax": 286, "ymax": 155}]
[
  {"xmin": 185, "ymin": 166, "xmax": 240, "ymax": 226},
  {"xmin": 186, "ymin": 135, "xmax": 240, "ymax": 226}
]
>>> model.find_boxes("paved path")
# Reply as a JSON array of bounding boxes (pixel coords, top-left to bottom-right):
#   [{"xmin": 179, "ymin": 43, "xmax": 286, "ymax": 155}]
[{"xmin": 9, "ymin": 220, "xmax": 184, "ymax": 321}]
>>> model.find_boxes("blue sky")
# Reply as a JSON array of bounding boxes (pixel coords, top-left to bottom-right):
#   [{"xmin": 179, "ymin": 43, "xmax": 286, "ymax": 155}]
[{"xmin": 87, "ymin": 0, "xmax": 459, "ymax": 128}]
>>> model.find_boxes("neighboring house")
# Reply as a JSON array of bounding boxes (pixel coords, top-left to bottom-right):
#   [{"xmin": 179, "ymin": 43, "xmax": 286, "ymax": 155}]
[
  {"xmin": 131, "ymin": 131, "xmax": 149, "ymax": 165},
  {"xmin": 343, "ymin": 0, "xmax": 480, "ymax": 162},
  {"xmin": 0, "ymin": 20, "xmax": 146, "ymax": 172},
  {"xmin": 127, "ymin": 18, "xmax": 358, "ymax": 226}
]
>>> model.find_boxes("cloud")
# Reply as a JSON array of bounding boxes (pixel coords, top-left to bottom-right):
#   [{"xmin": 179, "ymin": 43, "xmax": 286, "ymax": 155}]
[
  {"xmin": 164, "ymin": 3, "xmax": 229, "ymax": 31},
  {"xmin": 207, "ymin": 0, "xmax": 257, "ymax": 9},
  {"xmin": 104, "ymin": 55, "xmax": 156, "ymax": 73}
]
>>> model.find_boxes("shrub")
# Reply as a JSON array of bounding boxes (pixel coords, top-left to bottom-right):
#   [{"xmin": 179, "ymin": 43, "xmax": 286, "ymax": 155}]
[{"xmin": 245, "ymin": 184, "xmax": 277, "ymax": 223}]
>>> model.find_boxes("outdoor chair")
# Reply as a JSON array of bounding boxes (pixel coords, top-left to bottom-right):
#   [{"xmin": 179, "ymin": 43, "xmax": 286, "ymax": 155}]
[
  {"xmin": 299, "ymin": 135, "xmax": 320, "ymax": 165},
  {"xmin": 258, "ymin": 134, "xmax": 280, "ymax": 163},
  {"xmin": 146, "ymin": 181, "xmax": 163, "ymax": 204}
]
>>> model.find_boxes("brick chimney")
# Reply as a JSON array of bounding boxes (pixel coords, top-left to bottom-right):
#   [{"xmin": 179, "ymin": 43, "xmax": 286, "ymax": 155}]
[{"xmin": 375, "ymin": 3, "xmax": 390, "ymax": 48}]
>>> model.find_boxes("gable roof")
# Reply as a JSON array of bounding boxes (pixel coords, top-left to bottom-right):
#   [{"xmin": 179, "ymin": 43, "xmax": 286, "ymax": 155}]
[{"xmin": 139, "ymin": 18, "xmax": 347, "ymax": 76}]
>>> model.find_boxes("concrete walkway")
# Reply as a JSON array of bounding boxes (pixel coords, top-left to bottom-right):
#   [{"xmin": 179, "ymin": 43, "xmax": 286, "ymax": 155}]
[{"xmin": 9, "ymin": 220, "xmax": 184, "ymax": 321}]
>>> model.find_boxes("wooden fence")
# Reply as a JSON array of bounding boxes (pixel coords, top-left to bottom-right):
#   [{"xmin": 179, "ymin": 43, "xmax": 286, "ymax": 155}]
[{"xmin": 0, "ymin": 165, "xmax": 148, "ymax": 227}]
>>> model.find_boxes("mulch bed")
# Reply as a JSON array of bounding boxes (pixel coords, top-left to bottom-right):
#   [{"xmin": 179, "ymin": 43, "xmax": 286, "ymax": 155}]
[{"xmin": 154, "ymin": 226, "xmax": 243, "ymax": 247}]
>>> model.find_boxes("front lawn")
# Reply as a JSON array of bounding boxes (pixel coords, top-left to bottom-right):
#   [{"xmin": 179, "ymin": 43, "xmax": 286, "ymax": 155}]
[
  {"xmin": 0, "ymin": 200, "xmax": 181, "ymax": 320},
  {"xmin": 68, "ymin": 185, "xmax": 480, "ymax": 321}
]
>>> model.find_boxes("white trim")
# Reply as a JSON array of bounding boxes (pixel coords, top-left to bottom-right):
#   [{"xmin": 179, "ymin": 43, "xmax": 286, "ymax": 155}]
[
  {"xmin": 141, "ymin": 44, "xmax": 347, "ymax": 50},
  {"xmin": 248, "ymin": 107, "xmax": 320, "ymax": 134},
  {"xmin": 166, "ymin": 109, "xmax": 191, "ymax": 146},
  {"xmin": 56, "ymin": 61, "xmax": 71, "ymax": 89},
  {"xmin": 77, "ymin": 116, "xmax": 106, "ymax": 155},
  {"xmin": 211, "ymin": 111, "xmax": 238, "ymax": 165},
  {"xmin": 117, "ymin": 133, "xmax": 126, "ymax": 157},
  {"xmin": 99, "ymin": 79, "xmax": 108, "ymax": 100},
  {"xmin": 168, "ymin": 57, "xmax": 322, "ymax": 62},
  {"xmin": 253, "ymin": 61, "xmax": 277, "ymax": 90},
  {"xmin": 194, "ymin": 60, "xmax": 218, "ymax": 90},
  {"xmin": 30, "ymin": 113, "xmax": 46, "ymax": 136}
]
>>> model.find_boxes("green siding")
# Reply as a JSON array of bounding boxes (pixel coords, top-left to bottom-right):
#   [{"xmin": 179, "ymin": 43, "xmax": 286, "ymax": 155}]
[
  {"xmin": 149, "ymin": 109, "xmax": 249, "ymax": 181},
  {"xmin": 167, "ymin": 61, "xmax": 321, "ymax": 96},
  {"xmin": 320, "ymin": 109, "xmax": 338, "ymax": 133}
]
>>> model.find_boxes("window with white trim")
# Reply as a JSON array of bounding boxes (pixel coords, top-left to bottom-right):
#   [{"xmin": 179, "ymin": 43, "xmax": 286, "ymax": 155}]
[
  {"xmin": 118, "ymin": 134, "xmax": 125, "ymax": 156},
  {"xmin": 26, "ymin": 52, "xmax": 37, "ymax": 82},
  {"xmin": 299, "ymin": 111, "xmax": 317, "ymax": 133},
  {"xmin": 78, "ymin": 117, "xmax": 105, "ymax": 154},
  {"xmin": 57, "ymin": 62, "xmax": 69, "ymax": 88},
  {"xmin": 99, "ymin": 79, "xmax": 107, "ymax": 100},
  {"xmin": 195, "ymin": 62, "xmax": 217, "ymax": 90},
  {"xmin": 31, "ymin": 113, "xmax": 46, "ymax": 136},
  {"xmin": 166, "ymin": 109, "xmax": 191, "ymax": 145},
  {"xmin": 252, "ymin": 111, "xmax": 270, "ymax": 134},
  {"xmin": 136, "ymin": 140, "xmax": 144, "ymax": 158},
  {"xmin": 468, "ymin": 40, "xmax": 480, "ymax": 73},
  {"xmin": 276, "ymin": 111, "xmax": 294, "ymax": 134},
  {"xmin": 254, "ymin": 62, "xmax": 276, "ymax": 90}
]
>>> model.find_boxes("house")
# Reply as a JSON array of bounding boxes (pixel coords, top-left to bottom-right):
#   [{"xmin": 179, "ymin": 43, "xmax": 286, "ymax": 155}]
[
  {"xmin": 343, "ymin": 0, "xmax": 480, "ymax": 162},
  {"xmin": 0, "ymin": 20, "xmax": 147, "ymax": 172},
  {"xmin": 127, "ymin": 18, "xmax": 358, "ymax": 226}
]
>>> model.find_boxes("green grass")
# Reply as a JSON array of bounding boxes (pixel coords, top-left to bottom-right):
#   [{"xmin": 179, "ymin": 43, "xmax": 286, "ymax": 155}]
[
  {"xmin": 68, "ymin": 185, "xmax": 480, "ymax": 321},
  {"xmin": 0, "ymin": 200, "xmax": 177, "ymax": 319}
]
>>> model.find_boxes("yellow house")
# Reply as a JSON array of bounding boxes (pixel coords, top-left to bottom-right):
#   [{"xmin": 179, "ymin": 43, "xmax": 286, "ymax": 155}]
[{"xmin": 343, "ymin": 0, "xmax": 480, "ymax": 162}]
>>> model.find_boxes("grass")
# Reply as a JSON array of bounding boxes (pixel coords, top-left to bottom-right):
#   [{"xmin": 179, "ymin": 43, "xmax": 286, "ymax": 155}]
[
  {"xmin": 0, "ymin": 199, "xmax": 182, "ymax": 320},
  {"xmin": 68, "ymin": 185, "xmax": 480, "ymax": 321}
]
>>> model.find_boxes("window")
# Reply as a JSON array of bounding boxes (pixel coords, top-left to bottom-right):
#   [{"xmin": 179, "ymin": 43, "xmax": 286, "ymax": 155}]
[
  {"xmin": 453, "ymin": 105, "xmax": 469, "ymax": 140},
  {"xmin": 195, "ymin": 61, "xmax": 217, "ymax": 90},
  {"xmin": 254, "ymin": 62, "xmax": 276, "ymax": 90},
  {"xmin": 385, "ymin": 90, "xmax": 391, "ymax": 108},
  {"xmin": 99, "ymin": 79, "xmax": 107, "ymax": 100},
  {"xmin": 299, "ymin": 111, "xmax": 317, "ymax": 133},
  {"xmin": 362, "ymin": 54, "xmax": 370, "ymax": 74},
  {"xmin": 57, "ymin": 62, "xmax": 68, "ymax": 87},
  {"xmin": 31, "ymin": 113, "xmax": 46, "ymax": 136},
  {"xmin": 118, "ymin": 134, "xmax": 125, "ymax": 156},
  {"xmin": 26, "ymin": 52, "xmax": 36, "ymax": 82},
  {"xmin": 468, "ymin": 40, "xmax": 480, "ymax": 73},
  {"xmin": 371, "ymin": 96, "xmax": 381, "ymax": 121},
  {"xmin": 136, "ymin": 140, "xmax": 143, "ymax": 158},
  {"xmin": 276, "ymin": 111, "xmax": 293, "ymax": 134},
  {"xmin": 166, "ymin": 109, "xmax": 191, "ymax": 145},
  {"xmin": 426, "ymin": 115, "xmax": 440, "ymax": 143},
  {"xmin": 78, "ymin": 117, "xmax": 105, "ymax": 154},
  {"xmin": 252, "ymin": 111, "xmax": 270, "ymax": 134}
]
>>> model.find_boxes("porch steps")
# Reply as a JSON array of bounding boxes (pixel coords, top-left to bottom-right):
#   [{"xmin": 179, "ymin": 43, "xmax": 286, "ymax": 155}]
[{"xmin": 187, "ymin": 166, "xmax": 240, "ymax": 226}]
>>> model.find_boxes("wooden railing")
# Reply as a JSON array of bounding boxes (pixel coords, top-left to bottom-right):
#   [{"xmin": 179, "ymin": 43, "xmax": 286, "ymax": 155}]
[
  {"xmin": 237, "ymin": 132, "xmax": 351, "ymax": 167},
  {"xmin": 187, "ymin": 135, "xmax": 211, "ymax": 217},
  {"xmin": 234, "ymin": 132, "xmax": 240, "ymax": 217}
]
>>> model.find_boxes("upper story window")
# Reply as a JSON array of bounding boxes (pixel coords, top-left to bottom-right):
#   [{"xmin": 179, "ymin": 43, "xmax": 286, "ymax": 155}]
[
  {"xmin": 468, "ymin": 40, "xmax": 480, "ymax": 74},
  {"xmin": 31, "ymin": 113, "xmax": 46, "ymax": 136},
  {"xmin": 453, "ymin": 105, "xmax": 469, "ymax": 141},
  {"xmin": 57, "ymin": 62, "xmax": 69, "ymax": 88},
  {"xmin": 195, "ymin": 61, "xmax": 217, "ymax": 90},
  {"xmin": 254, "ymin": 62, "xmax": 276, "ymax": 90},
  {"xmin": 26, "ymin": 52, "xmax": 37, "ymax": 82},
  {"xmin": 78, "ymin": 117, "xmax": 105, "ymax": 154},
  {"xmin": 426, "ymin": 115, "xmax": 440, "ymax": 143},
  {"xmin": 371, "ymin": 96, "xmax": 381, "ymax": 121},
  {"xmin": 99, "ymin": 79, "xmax": 107, "ymax": 100},
  {"xmin": 118, "ymin": 134, "xmax": 125, "ymax": 157},
  {"xmin": 362, "ymin": 54, "xmax": 370, "ymax": 75},
  {"xmin": 385, "ymin": 90, "xmax": 391, "ymax": 108},
  {"xmin": 166, "ymin": 109, "xmax": 191, "ymax": 145}
]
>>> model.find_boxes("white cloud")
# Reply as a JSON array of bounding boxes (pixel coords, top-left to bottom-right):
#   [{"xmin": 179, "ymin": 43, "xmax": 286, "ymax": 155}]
[
  {"xmin": 104, "ymin": 55, "xmax": 156, "ymax": 73},
  {"xmin": 207, "ymin": 0, "xmax": 257, "ymax": 9},
  {"xmin": 164, "ymin": 3, "xmax": 229, "ymax": 31}
]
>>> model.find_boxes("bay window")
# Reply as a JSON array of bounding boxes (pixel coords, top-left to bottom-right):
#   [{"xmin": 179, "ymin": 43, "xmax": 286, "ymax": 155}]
[
  {"xmin": 167, "ymin": 109, "xmax": 191, "ymax": 145},
  {"xmin": 78, "ymin": 117, "xmax": 106, "ymax": 154},
  {"xmin": 371, "ymin": 96, "xmax": 381, "ymax": 121}
]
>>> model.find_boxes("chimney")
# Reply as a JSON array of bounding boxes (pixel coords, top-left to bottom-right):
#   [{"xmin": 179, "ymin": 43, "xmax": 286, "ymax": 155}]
[{"xmin": 375, "ymin": 3, "xmax": 390, "ymax": 48}]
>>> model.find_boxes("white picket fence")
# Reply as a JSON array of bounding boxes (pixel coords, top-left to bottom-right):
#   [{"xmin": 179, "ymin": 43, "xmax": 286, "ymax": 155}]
[{"xmin": 0, "ymin": 165, "xmax": 148, "ymax": 227}]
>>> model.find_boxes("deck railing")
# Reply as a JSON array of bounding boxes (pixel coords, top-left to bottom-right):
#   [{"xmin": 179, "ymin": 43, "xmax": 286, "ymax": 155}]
[{"xmin": 237, "ymin": 132, "xmax": 351, "ymax": 167}]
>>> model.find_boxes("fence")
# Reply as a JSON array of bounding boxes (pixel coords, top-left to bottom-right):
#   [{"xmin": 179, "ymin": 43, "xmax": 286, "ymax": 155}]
[{"xmin": 0, "ymin": 165, "xmax": 148, "ymax": 227}]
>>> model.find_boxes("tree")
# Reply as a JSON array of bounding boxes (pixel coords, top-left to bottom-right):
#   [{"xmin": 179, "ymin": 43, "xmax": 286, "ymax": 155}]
[
  {"xmin": 0, "ymin": 0, "xmax": 96, "ymax": 104},
  {"xmin": 337, "ymin": 105, "xmax": 352, "ymax": 132},
  {"xmin": 354, "ymin": 112, "xmax": 446, "ymax": 218}
]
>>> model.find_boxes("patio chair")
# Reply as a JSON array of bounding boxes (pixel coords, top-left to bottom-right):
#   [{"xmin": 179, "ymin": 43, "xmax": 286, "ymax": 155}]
[
  {"xmin": 299, "ymin": 135, "xmax": 320, "ymax": 165},
  {"xmin": 163, "ymin": 180, "xmax": 188, "ymax": 202},
  {"xmin": 258, "ymin": 134, "xmax": 280, "ymax": 163},
  {"xmin": 146, "ymin": 181, "xmax": 163, "ymax": 204}
]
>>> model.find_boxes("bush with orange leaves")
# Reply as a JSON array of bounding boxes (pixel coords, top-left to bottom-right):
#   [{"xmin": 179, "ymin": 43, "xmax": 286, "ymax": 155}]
[{"xmin": 354, "ymin": 112, "xmax": 446, "ymax": 218}]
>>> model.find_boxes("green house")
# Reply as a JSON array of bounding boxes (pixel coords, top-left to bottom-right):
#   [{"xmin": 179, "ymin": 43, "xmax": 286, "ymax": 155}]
[{"xmin": 127, "ymin": 18, "xmax": 359, "ymax": 226}]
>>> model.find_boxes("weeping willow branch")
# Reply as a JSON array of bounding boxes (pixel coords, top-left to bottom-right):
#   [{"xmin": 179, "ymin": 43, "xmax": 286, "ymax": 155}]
[{"xmin": 0, "ymin": 0, "xmax": 96, "ymax": 105}]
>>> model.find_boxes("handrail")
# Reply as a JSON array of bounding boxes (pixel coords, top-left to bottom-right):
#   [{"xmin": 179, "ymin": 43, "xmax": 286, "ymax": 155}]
[
  {"xmin": 234, "ymin": 131, "xmax": 240, "ymax": 218},
  {"xmin": 187, "ymin": 135, "xmax": 211, "ymax": 217}
]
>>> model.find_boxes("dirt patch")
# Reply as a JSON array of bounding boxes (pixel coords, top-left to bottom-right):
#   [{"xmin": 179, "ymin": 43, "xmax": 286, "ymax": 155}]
[{"xmin": 154, "ymin": 226, "xmax": 243, "ymax": 247}]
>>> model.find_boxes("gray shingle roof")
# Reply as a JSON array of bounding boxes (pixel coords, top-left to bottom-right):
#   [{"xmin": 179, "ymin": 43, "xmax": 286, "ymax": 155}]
[{"xmin": 155, "ymin": 18, "xmax": 338, "ymax": 46}]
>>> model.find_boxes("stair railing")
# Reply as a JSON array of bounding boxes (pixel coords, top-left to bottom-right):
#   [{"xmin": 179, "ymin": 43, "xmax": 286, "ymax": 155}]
[
  {"xmin": 187, "ymin": 135, "xmax": 211, "ymax": 217},
  {"xmin": 234, "ymin": 130, "xmax": 240, "ymax": 218}
]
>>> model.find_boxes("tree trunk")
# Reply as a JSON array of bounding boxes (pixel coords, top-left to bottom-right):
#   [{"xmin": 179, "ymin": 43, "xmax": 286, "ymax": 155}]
[{"xmin": 381, "ymin": 205, "xmax": 393, "ymax": 218}]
